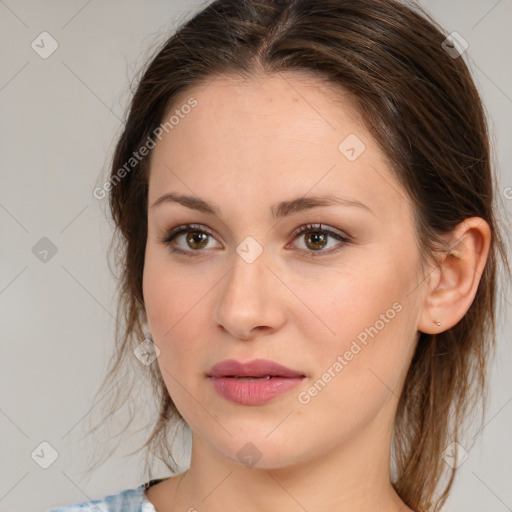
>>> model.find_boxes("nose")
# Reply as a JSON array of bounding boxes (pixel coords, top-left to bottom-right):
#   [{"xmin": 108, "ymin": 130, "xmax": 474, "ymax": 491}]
[{"xmin": 214, "ymin": 245, "xmax": 286, "ymax": 341}]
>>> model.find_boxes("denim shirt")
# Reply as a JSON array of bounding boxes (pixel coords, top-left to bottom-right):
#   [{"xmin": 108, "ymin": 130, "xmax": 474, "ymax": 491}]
[{"xmin": 46, "ymin": 478, "xmax": 167, "ymax": 512}]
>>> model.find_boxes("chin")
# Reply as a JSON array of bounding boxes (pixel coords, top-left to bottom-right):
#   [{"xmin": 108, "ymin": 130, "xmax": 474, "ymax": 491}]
[{"xmin": 203, "ymin": 431, "xmax": 314, "ymax": 471}]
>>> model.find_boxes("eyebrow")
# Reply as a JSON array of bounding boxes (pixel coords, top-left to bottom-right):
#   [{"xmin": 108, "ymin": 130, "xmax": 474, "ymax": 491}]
[{"xmin": 150, "ymin": 192, "xmax": 374, "ymax": 219}]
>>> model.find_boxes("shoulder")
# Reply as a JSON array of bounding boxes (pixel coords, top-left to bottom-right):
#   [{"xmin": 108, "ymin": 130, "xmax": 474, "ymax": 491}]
[{"xmin": 45, "ymin": 483, "xmax": 151, "ymax": 512}]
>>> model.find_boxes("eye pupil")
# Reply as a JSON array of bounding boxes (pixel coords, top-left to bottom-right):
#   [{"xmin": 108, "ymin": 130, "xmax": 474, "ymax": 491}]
[
  {"xmin": 306, "ymin": 231, "xmax": 327, "ymax": 250},
  {"xmin": 186, "ymin": 231, "xmax": 208, "ymax": 249}
]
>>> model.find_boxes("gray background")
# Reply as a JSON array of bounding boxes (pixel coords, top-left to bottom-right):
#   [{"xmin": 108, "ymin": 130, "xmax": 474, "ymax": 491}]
[{"xmin": 0, "ymin": 1, "xmax": 510, "ymax": 511}]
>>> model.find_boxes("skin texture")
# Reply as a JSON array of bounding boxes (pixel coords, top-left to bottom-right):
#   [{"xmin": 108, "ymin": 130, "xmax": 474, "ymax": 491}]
[{"xmin": 142, "ymin": 72, "xmax": 491, "ymax": 512}]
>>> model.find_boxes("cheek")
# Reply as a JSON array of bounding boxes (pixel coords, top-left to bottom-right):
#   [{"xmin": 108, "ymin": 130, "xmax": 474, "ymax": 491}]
[
  {"xmin": 142, "ymin": 249, "xmax": 216, "ymax": 382},
  {"xmin": 143, "ymin": 247, "xmax": 204, "ymax": 337},
  {"xmin": 142, "ymin": 258, "xmax": 201, "ymax": 418},
  {"xmin": 297, "ymin": 256, "xmax": 418, "ymax": 424},
  {"xmin": 304, "ymin": 254, "xmax": 409, "ymax": 346}
]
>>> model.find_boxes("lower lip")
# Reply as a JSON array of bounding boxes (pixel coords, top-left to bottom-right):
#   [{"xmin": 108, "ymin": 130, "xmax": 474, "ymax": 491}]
[{"xmin": 209, "ymin": 376, "xmax": 304, "ymax": 405}]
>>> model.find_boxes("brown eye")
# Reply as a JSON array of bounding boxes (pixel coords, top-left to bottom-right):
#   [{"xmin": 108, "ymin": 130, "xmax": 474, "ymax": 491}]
[
  {"xmin": 304, "ymin": 231, "xmax": 328, "ymax": 251},
  {"xmin": 290, "ymin": 223, "xmax": 351, "ymax": 258},
  {"xmin": 185, "ymin": 230, "xmax": 209, "ymax": 250},
  {"xmin": 161, "ymin": 224, "xmax": 221, "ymax": 256},
  {"xmin": 161, "ymin": 222, "xmax": 351, "ymax": 259}
]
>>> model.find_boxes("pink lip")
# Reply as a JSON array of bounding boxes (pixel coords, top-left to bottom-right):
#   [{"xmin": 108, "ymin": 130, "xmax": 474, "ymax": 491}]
[
  {"xmin": 207, "ymin": 359, "xmax": 305, "ymax": 406},
  {"xmin": 208, "ymin": 358, "xmax": 304, "ymax": 378}
]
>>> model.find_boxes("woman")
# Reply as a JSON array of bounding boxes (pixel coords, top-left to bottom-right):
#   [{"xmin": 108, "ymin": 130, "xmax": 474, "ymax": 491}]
[{"xmin": 48, "ymin": 0, "xmax": 509, "ymax": 511}]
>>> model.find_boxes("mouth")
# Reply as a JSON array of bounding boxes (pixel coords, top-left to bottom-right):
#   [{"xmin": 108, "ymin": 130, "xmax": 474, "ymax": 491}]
[
  {"xmin": 207, "ymin": 358, "xmax": 305, "ymax": 379},
  {"xmin": 207, "ymin": 359, "xmax": 305, "ymax": 405},
  {"xmin": 222, "ymin": 375, "xmax": 275, "ymax": 380}
]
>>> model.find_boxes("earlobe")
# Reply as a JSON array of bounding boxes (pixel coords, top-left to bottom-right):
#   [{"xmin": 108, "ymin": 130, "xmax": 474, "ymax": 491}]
[{"xmin": 417, "ymin": 217, "xmax": 491, "ymax": 334}]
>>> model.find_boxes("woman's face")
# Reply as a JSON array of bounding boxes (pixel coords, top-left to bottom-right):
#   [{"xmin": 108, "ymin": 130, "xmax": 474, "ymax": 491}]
[{"xmin": 143, "ymin": 72, "xmax": 427, "ymax": 469}]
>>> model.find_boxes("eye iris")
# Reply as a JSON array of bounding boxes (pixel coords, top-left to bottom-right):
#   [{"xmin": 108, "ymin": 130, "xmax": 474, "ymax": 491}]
[
  {"xmin": 176, "ymin": 227, "xmax": 335, "ymax": 252},
  {"xmin": 186, "ymin": 231, "xmax": 209, "ymax": 249},
  {"xmin": 305, "ymin": 231, "xmax": 327, "ymax": 250}
]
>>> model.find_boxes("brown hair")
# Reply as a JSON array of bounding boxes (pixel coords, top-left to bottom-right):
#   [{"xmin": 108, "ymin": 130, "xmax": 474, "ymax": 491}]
[{"xmin": 85, "ymin": 1, "xmax": 509, "ymax": 510}]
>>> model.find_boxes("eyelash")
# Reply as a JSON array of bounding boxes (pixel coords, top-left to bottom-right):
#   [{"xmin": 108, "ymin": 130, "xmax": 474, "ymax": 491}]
[{"xmin": 159, "ymin": 223, "xmax": 351, "ymax": 259}]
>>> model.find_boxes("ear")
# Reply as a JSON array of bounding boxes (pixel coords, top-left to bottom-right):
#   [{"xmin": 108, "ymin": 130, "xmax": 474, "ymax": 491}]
[{"xmin": 417, "ymin": 217, "xmax": 491, "ymax": 334}]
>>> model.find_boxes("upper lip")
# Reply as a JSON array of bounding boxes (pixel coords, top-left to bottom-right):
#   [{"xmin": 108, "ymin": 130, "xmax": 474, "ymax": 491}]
[{"xmin": 208, "ymin": 358, "xmax": 305, "ymax": 378}]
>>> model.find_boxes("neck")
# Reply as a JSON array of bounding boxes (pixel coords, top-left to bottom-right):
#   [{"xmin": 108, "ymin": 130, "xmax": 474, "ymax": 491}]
[{"xmin": 172, "ymin": 408, "xmax": 411, "ymax": 512}]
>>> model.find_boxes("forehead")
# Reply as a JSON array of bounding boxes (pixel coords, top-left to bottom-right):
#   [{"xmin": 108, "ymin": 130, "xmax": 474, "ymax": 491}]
[{"xmin": 148, "ymin": 72, "xmax": 409, "ymax": 223}]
